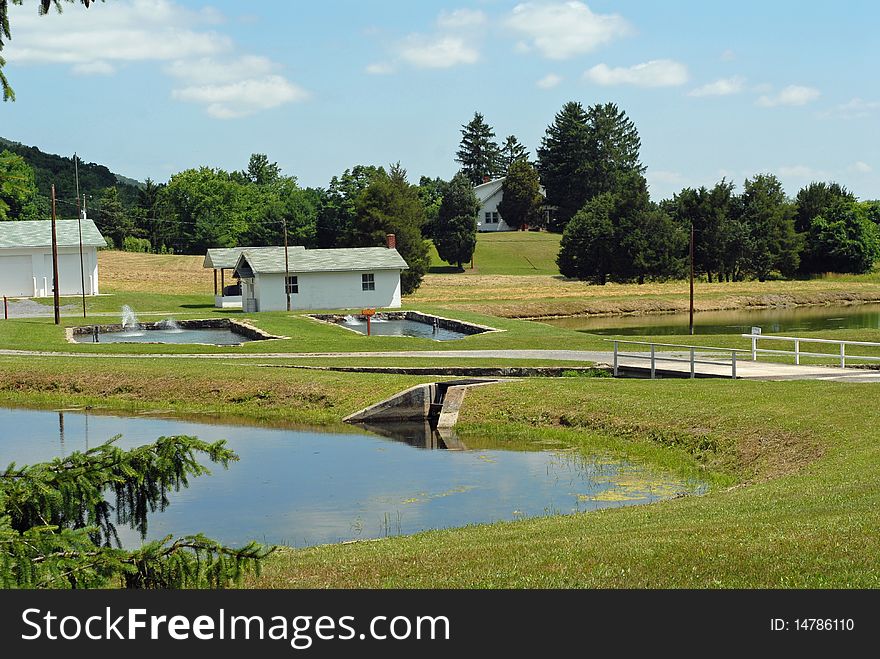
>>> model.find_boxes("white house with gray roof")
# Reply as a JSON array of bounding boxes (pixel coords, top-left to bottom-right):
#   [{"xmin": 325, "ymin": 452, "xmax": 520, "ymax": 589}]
[
  {"xmin": 474, "ymin": 177, "xmax": 549, "ymax": 232},
  {"xmin": 0, "ymin": 219, "xmax": 106, "ymax": 297},
  {"xmin": 228, "ymin": 238, "xmax": 408, "ymax": 312}
]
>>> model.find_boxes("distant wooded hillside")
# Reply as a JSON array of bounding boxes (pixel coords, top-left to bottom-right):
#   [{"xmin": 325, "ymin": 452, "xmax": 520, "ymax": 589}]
[{"xmin": 0, "ymin": 137, "xmax": 142, "ymax": 210}]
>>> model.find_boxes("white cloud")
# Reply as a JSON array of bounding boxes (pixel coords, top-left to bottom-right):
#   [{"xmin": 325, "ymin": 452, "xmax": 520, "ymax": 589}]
[
  {"xmin": 585, "ymin": 59, "xmax": 688, "ymax": 87},
  {"xmin": 398, "ymin": 35, "xmax": 480, "ymax": 69},
  {"xmin": 7, "ymin": 0, "xmax": 231, "ymax": 67},
  {"xmin": 536, "ymin": 73, "xmax": 563, "ymax": 89},
  {"xmin": 437, "ymin": 9, "xmax": 488, "ymax": 30},
  {"xmin": 757, "ymin": 85, "xmax": 820, "ymax": 107},
  {"xmin": 506, "ymin": 1, "xmax": 632, "ymax": 59},
  {"xmin": 172, "ymin": 75, "xmax": 309, "ymax": 119},
  {"xmin": 833, "ymin": 97, "xmax": 880, "ymax": 119},
  {"xmin": 688, "ymin": 76, "xmax": 746, "ymax": 97},
  {"xmin": 365, "ymin": 62, "xmax": 395, "ymax": 75},
  {"xmin": 7, "ymin": 0, "xmax": 308, "ymax": 119},
  {"xmin": 720, "ymin": 49, "xmax": 736, "ymax": 62},
  {"xmin": 849, "ymin": 161, "xmax": 873, "ymax": 174}
]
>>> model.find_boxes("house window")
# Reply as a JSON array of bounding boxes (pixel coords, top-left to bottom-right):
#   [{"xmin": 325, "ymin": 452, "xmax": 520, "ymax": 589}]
[
  {"xmin": 492, "ymin": 212, "xmax": 500, "ymax": 223},
  {"xmin": 362, "ymin": 273, "xmax": 375, "ymax": 291},
  {"xmin": 485, "ymin": 212, "xmax": 492, "ymax": 223},
  {"xmin": 285, "ymin": 275, "xmax": 298, "ymax": 294}
]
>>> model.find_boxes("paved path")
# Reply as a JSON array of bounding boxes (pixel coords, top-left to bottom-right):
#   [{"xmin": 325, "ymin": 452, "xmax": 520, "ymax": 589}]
[{"xmin": 2, "ymin": 348, "xmax": 878, "ymax": 382}]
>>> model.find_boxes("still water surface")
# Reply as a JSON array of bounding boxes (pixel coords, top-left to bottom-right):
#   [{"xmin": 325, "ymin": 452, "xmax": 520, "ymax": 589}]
[
  {"xmin": 541, "ymin": 304, "xmax": 880, "ymax": 336},
  {"xmin": 0, "ymin": 407, "xmax": 700, "ymax": 548}
]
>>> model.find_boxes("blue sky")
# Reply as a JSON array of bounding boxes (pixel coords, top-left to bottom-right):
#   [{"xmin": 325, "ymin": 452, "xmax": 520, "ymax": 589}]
[{"xmin": 3, "ymin": 0, "xmax": 879, "ymax": 201}]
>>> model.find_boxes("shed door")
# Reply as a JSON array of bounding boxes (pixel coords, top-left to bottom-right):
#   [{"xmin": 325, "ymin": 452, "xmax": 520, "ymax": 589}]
[{"xmin": 0, "ymin": 255, "xmax": 35, "ymax": 296}]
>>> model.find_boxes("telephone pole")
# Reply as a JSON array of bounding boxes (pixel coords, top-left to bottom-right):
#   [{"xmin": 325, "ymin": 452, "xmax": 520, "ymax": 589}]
[
  {"xmin": 283, "ymin": 217, "xmax": 291, "ymax": 312},
  {"xmin": 689, "ymin": 223, "xmax": 695, "ymax": 336},
  {"xmin": 75, "ymin": 153, "xmax": 87, "ymax": 318},
  {"xmin": 50, "ymin": 184, "xmax": 61, "ymax": 325}
]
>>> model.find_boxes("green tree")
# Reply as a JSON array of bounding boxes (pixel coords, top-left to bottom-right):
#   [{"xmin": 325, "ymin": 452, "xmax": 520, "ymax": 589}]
[
  {"xmin": 418, "ymin": 176, "xmax": 448, "ymax": 239},
  {"xmin": 245, "ymin": 153, "xmax": 282, "ymax": 186},
  {"xmin": 557, "ymin": 193, "xmax": 615, "ymax": 283},
  {"xmin": 499, "ymin": 135, "xmax": 529, "ymax": 172},
  {"xmin": 794, "ymin": 181, "xmax": 855, "ymax": 234},
  {"xmin": 433, "ymin": 173, "xmax": 479, "ymax": 269},
  {"xmin": 2, "ymin": 1, "xmax": 102, "ymax": 102},
  {"xmin": 802, "ymin": 200, "xmax": 880, "ymax": 274},
  {"xmin": 318, "ymin": 165, "xmax": 385, "ymax": 248},
  {"xmin": 739, "ymin": 174, "xmax": 801, "ymax": 280},
  {"xmin": 456, "ymin": 112, "xmax": 502, "ymax": 186},
  {"xmin": 583, "ymin": 102, "xmax": 644, "ymax": 200},
  {"xmin": 157, "ymin": 168, "xmax": 253, "ymax": 253},
  {"xmin": 664, "ymin": 179, "xmax": 735, "ymax": 282},
  {"xmin": 498, "ymin": 159, "xmax": 543, "ymax": 231},
  {"xmin": 557, "ymin": 173, "xmax": 683, "ymax": 284},
  {"xmin": 537, "ymin": 101, "xmax": 591, "ymax": 231},
  {"xmin": 96, "ymin": 186, "xmax": 135, "ymax": 249},
  {"xmin": 354, "ymin": 164, "xmax": 430, "ymax": 294},
  {"xmin": 0, "ymin": 434, "xmax": 271, "ymax": 588},
  {"xmin": 538, "ymin": 101, "xmax": 644, "ymax": 232},
  {"xmin": 0, "ymin": 149, "xmax": 41, "ymax": 220}
]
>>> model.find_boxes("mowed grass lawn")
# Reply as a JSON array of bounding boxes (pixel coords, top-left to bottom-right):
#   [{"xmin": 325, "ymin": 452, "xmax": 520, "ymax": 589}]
[{"xmin": 429, "ymin": 231, "xmax": 561, "ymax": 275}]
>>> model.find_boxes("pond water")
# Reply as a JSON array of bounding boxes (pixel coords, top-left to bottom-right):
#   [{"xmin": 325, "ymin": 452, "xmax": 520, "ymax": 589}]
[
  {"xmin": 72, "ymin": 328, "xmax": 255, "ymax": 345},
  {"xmin": 541, "ymin": 303, "xmax": 880, "ymax": 336},
  {"xmin": 342, "ymin": 318, "xmax": 468, "ymax": 341},
  {"xmin": 0, "ymin": 407, "xmax": 701, "ymax": 548}
]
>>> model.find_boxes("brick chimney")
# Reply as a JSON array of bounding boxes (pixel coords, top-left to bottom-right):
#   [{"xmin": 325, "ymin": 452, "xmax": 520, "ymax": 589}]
[
  {"xmin": 482, "ymin": 175, "xmax": 491, "ymax": 184},
  {"xmin": 386, "ymin": 233, "xmax": 396, "ymax": 249}
]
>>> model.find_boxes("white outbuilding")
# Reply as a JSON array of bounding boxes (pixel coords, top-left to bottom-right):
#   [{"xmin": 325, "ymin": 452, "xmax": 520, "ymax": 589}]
[
  {"xmin": 0, "ymin": 219, "xmax": 106, "ymax": 297},
  {"xmin": 230, "ymin": 239, "xmax": 409, "ymax": 312}
]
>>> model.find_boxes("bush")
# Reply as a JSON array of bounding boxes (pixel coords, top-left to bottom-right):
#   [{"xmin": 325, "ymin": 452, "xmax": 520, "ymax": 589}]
[{"xmin": 122, "ymin": 236, "xmax": 152, "ymax": 253}]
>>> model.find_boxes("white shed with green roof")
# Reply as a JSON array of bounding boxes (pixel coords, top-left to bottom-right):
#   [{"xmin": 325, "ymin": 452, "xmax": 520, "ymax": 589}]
[
  {"xmin": 231, "ymin": 240, "xmax": 408, "ymax": 312},
  {"xmin": 0, "ymin": 219, "xmax": 106, "ymax": 297}
]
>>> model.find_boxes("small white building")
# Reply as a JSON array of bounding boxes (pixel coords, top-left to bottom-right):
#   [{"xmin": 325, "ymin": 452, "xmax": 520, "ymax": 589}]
[
  {"xmin": 230, "ymin": 241, "xmax": 409, "ymax": 312},
  {"xmin": 203, "ymin": 246, "xmax": 307, "ymax": 308},
  {"xmin": 0, "ymin": 219, "xmax": 105, "ymax": 297}
]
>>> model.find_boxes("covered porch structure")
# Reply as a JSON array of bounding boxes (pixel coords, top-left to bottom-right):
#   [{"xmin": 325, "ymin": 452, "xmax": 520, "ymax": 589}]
[{"xmin": 203, "ymin": 248, "xmax": 245, "ymax": 308}]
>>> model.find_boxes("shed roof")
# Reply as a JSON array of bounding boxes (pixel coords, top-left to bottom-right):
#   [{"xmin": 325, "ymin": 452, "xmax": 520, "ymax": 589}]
[
  {"xmin": 234, "ymin": 246, "xmax": 408, "ymax": 276},
  {"xmin": 0, "ymin": 219, "xmax": 106, "ymax": 250},
  {"xmin": 203, "ymin": 246, "xmax": 305, "ymax": 269}
]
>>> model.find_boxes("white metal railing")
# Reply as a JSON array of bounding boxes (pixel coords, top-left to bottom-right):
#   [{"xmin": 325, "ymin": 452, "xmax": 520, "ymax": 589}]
[
  {"xmin": 742, "ymin": 334, "xmax": 880, "ymax": 368},
  {"xmin": 609, "ymin": 340, "xmax": 748, "ymax": 379}
]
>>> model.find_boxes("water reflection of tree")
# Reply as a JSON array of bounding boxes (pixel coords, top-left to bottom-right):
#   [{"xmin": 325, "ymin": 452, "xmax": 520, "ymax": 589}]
[{"xmin": 0, "ymin": 435, "xmax": 272, "ymax": 588}]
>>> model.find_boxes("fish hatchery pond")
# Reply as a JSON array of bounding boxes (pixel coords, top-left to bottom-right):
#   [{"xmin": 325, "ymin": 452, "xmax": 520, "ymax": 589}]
[{"xmin": 0, "ymin": 406, "xmax": 703, "ymax": 549}]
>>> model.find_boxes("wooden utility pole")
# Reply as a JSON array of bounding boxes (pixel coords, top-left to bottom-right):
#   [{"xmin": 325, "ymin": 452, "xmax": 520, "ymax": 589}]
[
  {"xmin": 689, "ymin": 223, "xmax": 695, "ymax": 336},
  {"xmin": 75, "ymin": 154, "xmax": 86, "ymax": 318},
  {"xmin": 283, "ymin": 217, "xmax": 291, "ymax": 312},
  {"xmin": 50, "ymin": 185, "xmax": 61, "ymax": 325}
]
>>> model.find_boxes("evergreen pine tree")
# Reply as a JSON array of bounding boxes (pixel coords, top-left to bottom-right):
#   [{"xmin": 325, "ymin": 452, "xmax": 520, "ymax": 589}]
[
  {"xmin": 433, "ymin": 173, "xmax": 479, "ymax": 269},
  {"xmin": 499, "ymin": 135, "xmax": 529, "ymax": 172},
  {"xmin": 456, "ymin": 112, "xmax": 502, "ymax": 186},
  {"xmin": 498, "ymin": 160, "xmax": 543, "ymax": 230},
  {"xmin": 0, "ymin": 435, "xmax": 272, "ymax": 588},
  {"xmin": 537, "ymin": 101, "xmax": 591, "ymax": 231}
]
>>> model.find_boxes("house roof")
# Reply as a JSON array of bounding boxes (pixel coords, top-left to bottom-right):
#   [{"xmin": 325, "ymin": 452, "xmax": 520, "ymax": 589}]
[
  {"xmin": 474, "ymin": 178, "xmax": 505, "ymax": 204},
  {"xmin": 203, "ymin": 246, "xmax": 305, "ymax": 269},
  {"xmin": 0, "ymin": 219, "xmax": 106, "ymax": 250},
  {"xmin": 234, "ymin": 246, "xmax": 409, "ymax": 276}
]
